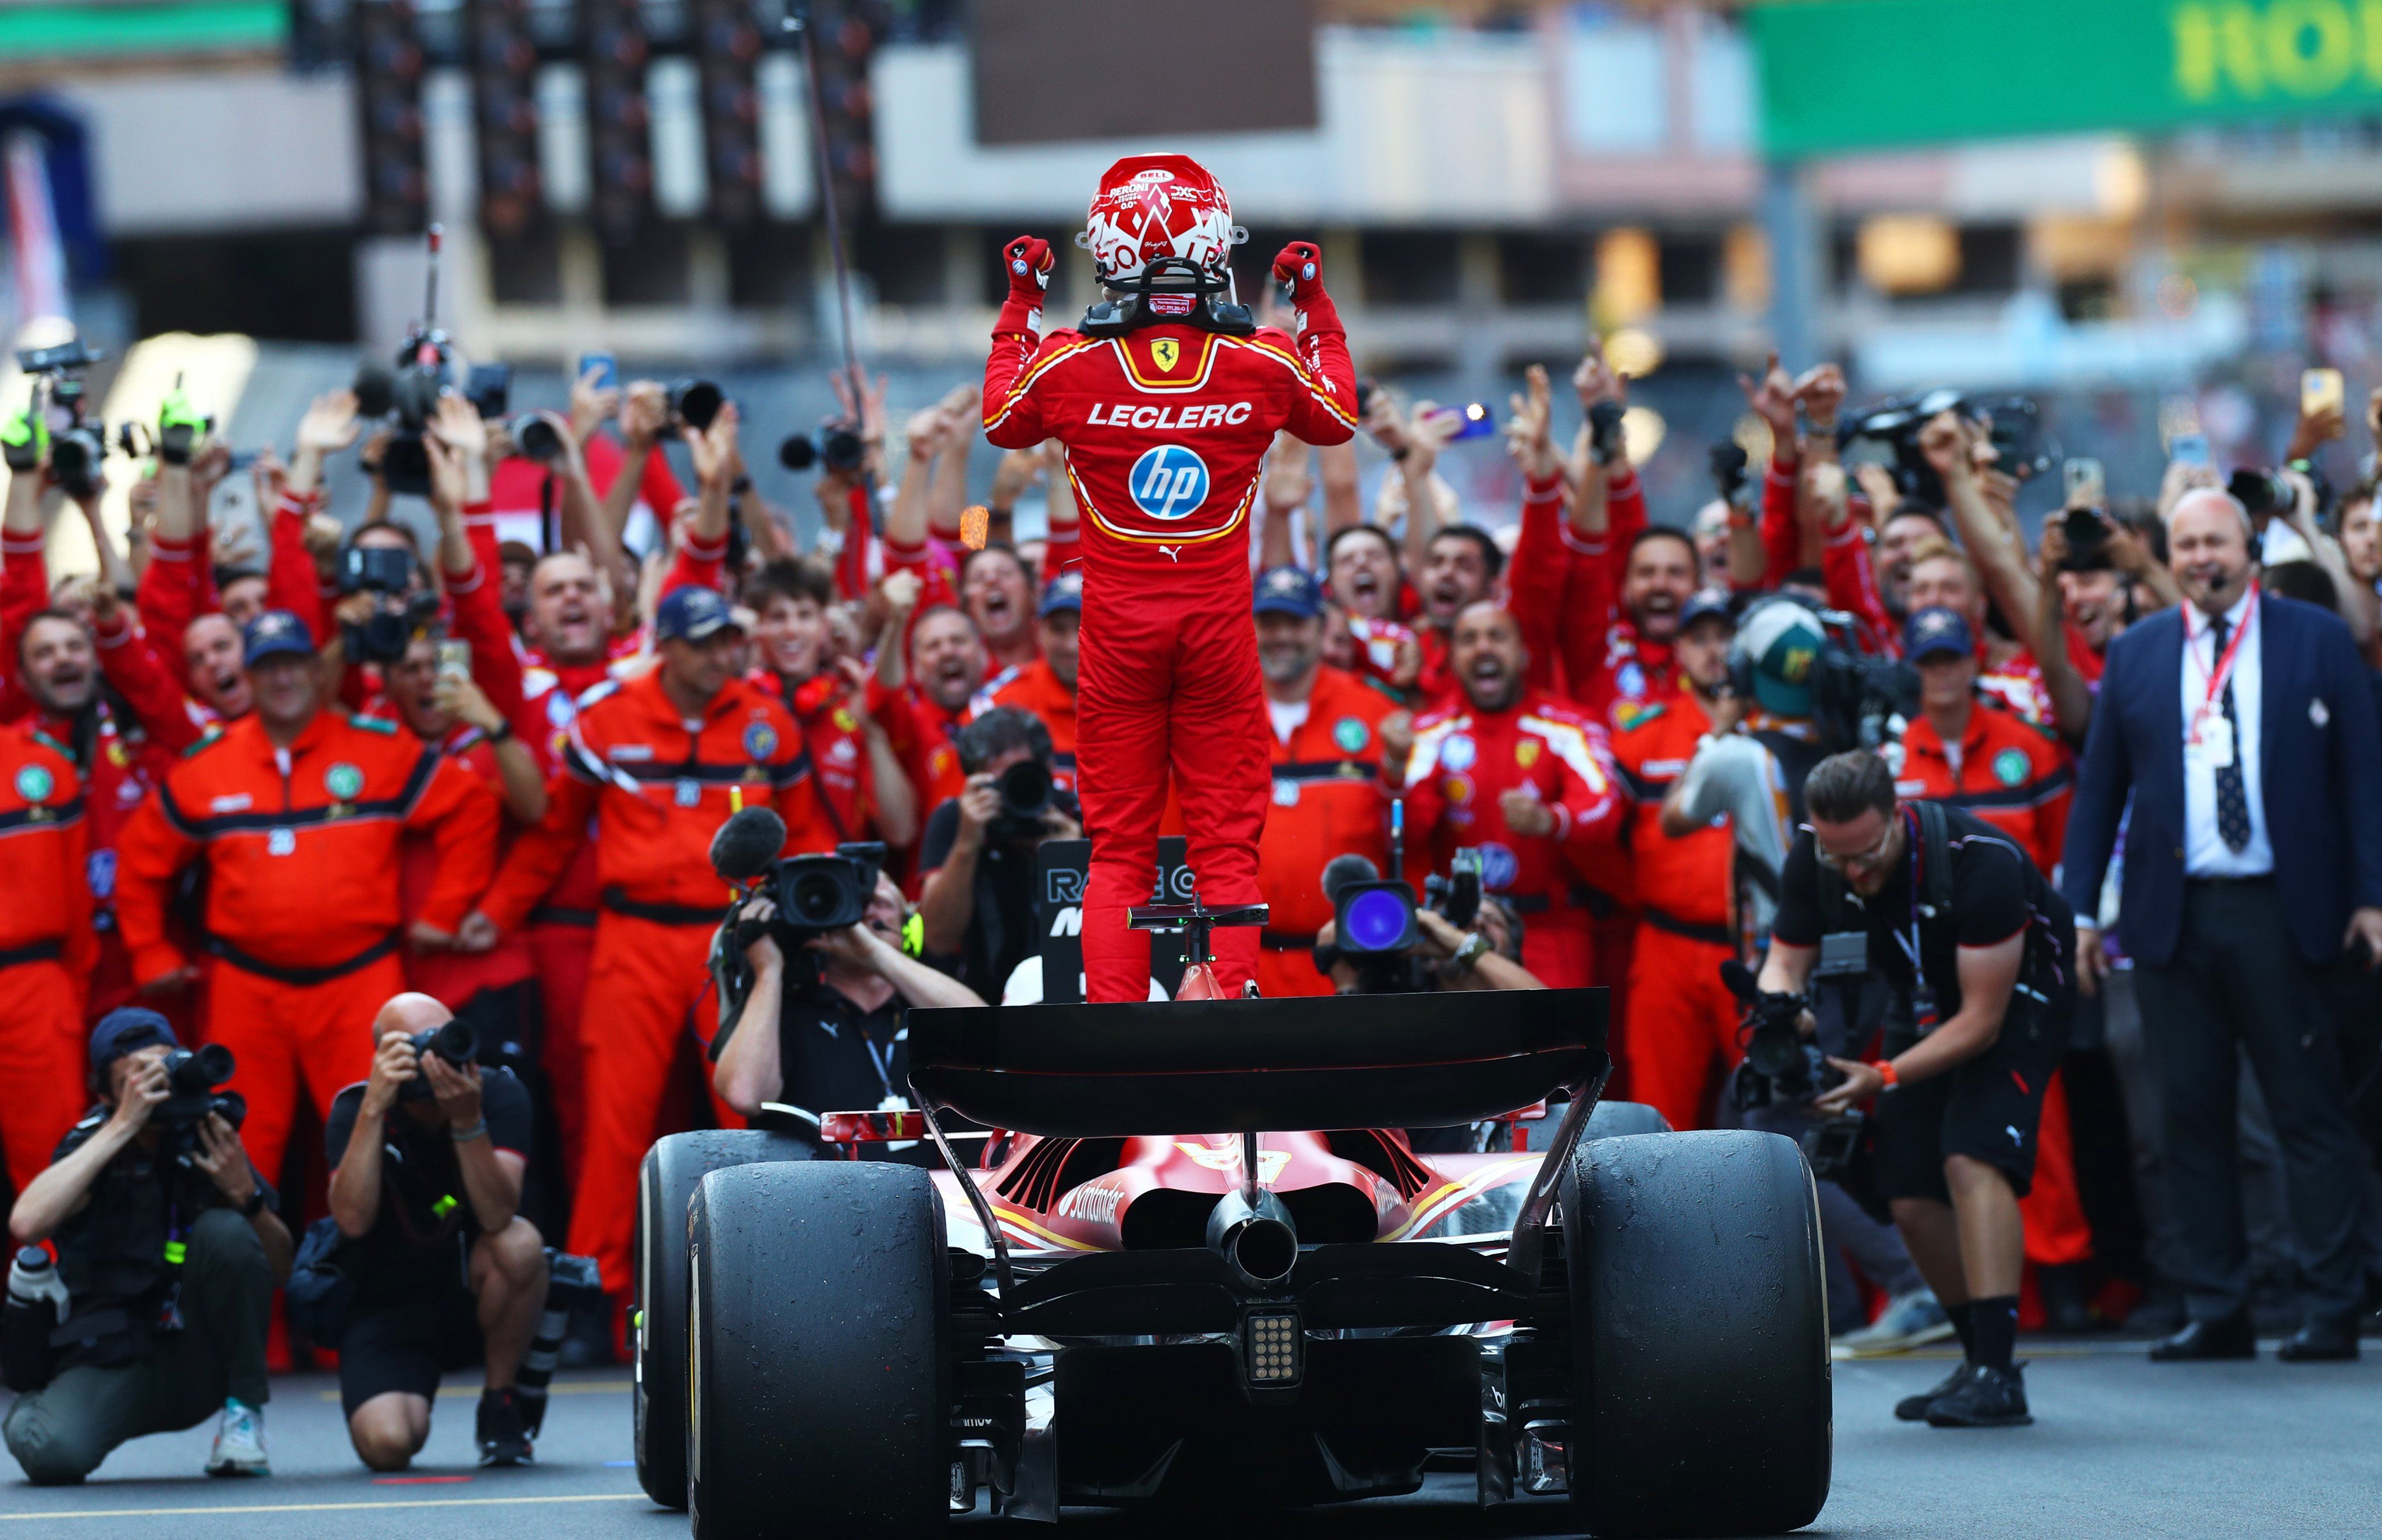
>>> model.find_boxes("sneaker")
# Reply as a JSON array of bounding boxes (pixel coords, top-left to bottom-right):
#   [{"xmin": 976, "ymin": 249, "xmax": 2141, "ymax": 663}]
[
  {"xmin": 1925, "ymin": 1363, "xmax": 2033, "ymax": 1428},
  {"xmin": 205, "ymin": 1400, "xmax": 269, "ymax": 1477},
  {"xmin": 1893, "ymin": 1361, "xmax": 1974, "ymax": 1422},
  {"xmin": 477, "ymin": 1386, "xmax": 534, "ymax": 1466},
  {"xmin": 1837, "ymin": 1289, "xmax": 1955, "ymax": 1355}
]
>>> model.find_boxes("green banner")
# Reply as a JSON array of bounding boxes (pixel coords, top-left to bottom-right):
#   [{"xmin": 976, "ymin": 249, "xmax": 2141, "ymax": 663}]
[
  {"xmin": 1752, "ymin": 0, "xmax": 2382, "ymax": 155},
  {"xmin": 0, "ymin": 2, "xmax": 287, "ymax": 60}
]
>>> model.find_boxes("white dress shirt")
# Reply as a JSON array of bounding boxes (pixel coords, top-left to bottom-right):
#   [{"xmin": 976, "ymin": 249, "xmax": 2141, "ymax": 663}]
[{"xmin": 2180, "ymin": 588, "xmax": 2273, "ymax": 877}]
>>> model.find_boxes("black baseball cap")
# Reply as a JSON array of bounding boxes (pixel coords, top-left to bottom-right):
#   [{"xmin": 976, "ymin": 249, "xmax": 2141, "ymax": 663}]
[{"xmin": 90, "ymin": 1007, "xmax": 178, "ymax": 1076}]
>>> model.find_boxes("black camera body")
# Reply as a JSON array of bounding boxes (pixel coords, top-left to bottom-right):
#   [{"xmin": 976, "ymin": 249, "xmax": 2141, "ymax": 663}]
[
  {"xmin": 398, "ymin": 1018, "xmax": 479, "ymax": 1103},
  {"xmin": 1839, "ymin": 388, "xmax": 2052, "ymax": 508},
  {"xmin": 355, "ymin": 326, "xmax": 457, "ymax": 500},
  {"xmin": 1317, "ymin": 847, "xmax": 1488, "ymax": 993},
  {"xmin": 153, "ymin": 1045, "xmax": 248, "ymax": 1166},
  {"xmin": 987, "ymin": 759, "xmax": 1055, "ymax": 843},
  {"xmin": 766, "ymin": 842, "xmax": 889, "ymax": 940},
  {"xmin": 338, "ymin": 546, "xmax": 438, "ymax": 664},
  {"xmin": 15, "ymin": 340, "xmax": 111, "ymax": 498},
  {"xmin": 669, "ymin": 378, "xmax": 724, "ymax": 433},
  {"xmin": 781, "ymin": 425, "xmax": 866, "ymax": 475}
]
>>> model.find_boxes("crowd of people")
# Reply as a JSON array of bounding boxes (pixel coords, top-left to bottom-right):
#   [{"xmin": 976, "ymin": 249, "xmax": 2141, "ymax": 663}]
[{"xmin": 6, "ymin": 293, "xmax": 2382, "ymax": 1473}]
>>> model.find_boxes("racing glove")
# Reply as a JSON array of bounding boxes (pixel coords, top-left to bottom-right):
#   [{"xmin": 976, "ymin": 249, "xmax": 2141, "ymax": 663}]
[
  {"xmin": 997, "ymin": 234, "xmax": 1056, "ymax": 338},
  {"xmin": 1270, "ymin": 241, "xmax": 1346, "ymax": 343}
]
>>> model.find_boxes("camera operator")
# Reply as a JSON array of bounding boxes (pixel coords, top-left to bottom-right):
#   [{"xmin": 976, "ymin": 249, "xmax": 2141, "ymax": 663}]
[
  {"xmin": 325, "ymin": 993, "xmax": 545, "ymax": 1470},
  {"xmin": 3, "ymin": 1010, "xmax": 290, "ymax": 1484},
  {"xmin": 712, "ymin": 871, "xmax": 985, "ymax": 1124},
  {"xmin": 917, "ymin": 708, "xmax": 1082, "ymax": 995},
  {"xmin": 1763, "ymin": 750, "xmax": 2074, "ymax": 1429}
]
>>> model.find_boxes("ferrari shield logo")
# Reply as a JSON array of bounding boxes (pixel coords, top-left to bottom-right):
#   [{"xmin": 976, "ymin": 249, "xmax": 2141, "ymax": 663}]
[
  {"xmin": 1516, "ymin": 741, "xmax": 1541, "ymax": 770},
  {"xmin": 1151, "ymin": 337, "xmax": 1181, "ymax": 372}
]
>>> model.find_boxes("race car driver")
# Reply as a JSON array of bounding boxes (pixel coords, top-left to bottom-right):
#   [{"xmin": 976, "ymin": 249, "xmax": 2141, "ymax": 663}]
[{"xmin": 982, "ymin": 154, "xmax": 1358, "ymax": 1001}]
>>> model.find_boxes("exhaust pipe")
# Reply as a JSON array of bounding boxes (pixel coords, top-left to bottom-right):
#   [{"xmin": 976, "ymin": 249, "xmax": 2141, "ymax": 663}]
[{"xmin": 1207, "ymin": 1188, "xmax": 1299, "ymax": 1289}]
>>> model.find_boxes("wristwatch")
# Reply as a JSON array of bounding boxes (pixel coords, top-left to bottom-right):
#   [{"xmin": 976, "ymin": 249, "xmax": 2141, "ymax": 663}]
[
  {"xmin": 238, "ymin": 1188, "xmax": 268, "ymax": 1218},
  {"xmin": 483, "ymin": 718, "xmax": 514, "ymax": 745},
  {"xmin": 1447, "ymin": 931, "xmax": 1492, "ymax": 972}
]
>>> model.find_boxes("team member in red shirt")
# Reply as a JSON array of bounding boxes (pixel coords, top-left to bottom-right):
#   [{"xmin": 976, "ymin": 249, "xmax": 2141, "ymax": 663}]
[
  {"xmin": 960, "ymin": 546, "xmax": 1042, "ymax": 675},
  {"xmin": 1610, "ymin": 593, "xmax": 1746, "ymax": 1131},
  {"xmin": 872, "ymin": 601, "xmax": 986, "ymax": 830},
  {"xmin": 1249, "ymin": 568, "xmax": 1397, "ymax": 997},
  {"xmin": 115, "ymin": 611, "xmax": 500, "ymax": 1183},
  {"xmin": 973, "ymin": 571, "xmax": 1082, "ymax": 790},
  {"xmin": 1402, "ymin": 603, "xmax": 1623, "ymax": 988},
  {"xmin": 748, "ymin": 557, "xmax": 917, "ymax": 849},
  {"xmin": 459, "ymin": 586, "xmax": 829, "ymax": 1301},
  {"xmin": 0, "ymin": 722, "xmax": 94, "ymax": 1195},
  {"xmin": 982, "ymin": 154, "xmax": 1357, "ymax": 1000}
]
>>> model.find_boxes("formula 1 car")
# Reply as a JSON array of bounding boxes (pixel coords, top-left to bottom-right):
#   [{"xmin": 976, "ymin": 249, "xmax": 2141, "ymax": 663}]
[{"xmin": 629, "ymin": 983, "xmax": 1830, "ymax": 1538}]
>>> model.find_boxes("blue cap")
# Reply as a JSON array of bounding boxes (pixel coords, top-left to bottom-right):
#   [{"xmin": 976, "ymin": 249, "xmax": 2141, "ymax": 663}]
[
  {"xmin": 1252, "ymin": 565, "xmax": 1325, "ymax": 618},
  {"xmin": 241, "ymin": 609, "xmax": 315, "ymax": 667},
  {"xmin": 90, "ymin": 1007, "xmax": 177, "ymax": 1076},
  {"xmin": 655, "ymin": 584, "xmax": 741, "ymax": 644},
  {"xmin": 1039, "ymin": 569, "xmax": 1083, "ymax": 617},
  {"xmin": 1903, "ymin": 605, "xmax": 1973, "ymax": 661},
  {"xmin": 1678, "ymin": 588, "xmax": 1735, "ymax": 635}
]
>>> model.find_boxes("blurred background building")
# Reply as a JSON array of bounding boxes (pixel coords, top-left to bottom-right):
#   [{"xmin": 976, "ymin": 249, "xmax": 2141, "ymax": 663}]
[{"xmin": 8, "ymin": 0, "xmax": 2382, "ymax": 547}]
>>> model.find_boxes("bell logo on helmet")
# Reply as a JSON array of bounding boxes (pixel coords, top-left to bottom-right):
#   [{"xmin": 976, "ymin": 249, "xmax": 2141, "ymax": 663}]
[{"xmin": 1129, "ymin": 445, "xmax": 1210, "ymax": 522}]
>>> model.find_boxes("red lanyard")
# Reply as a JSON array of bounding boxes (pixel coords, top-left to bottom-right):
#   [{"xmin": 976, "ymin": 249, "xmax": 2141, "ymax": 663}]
[{"xmin": 2185, "ymin": 589, "xmax": 2255, "ymax": 736}]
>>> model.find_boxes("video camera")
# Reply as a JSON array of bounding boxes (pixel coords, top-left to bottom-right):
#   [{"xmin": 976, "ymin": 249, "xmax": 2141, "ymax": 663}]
[
  {"xmin": 1727, "ymin": 596, "xmax": 1919, "ymax": 752},
  {"xmin": 1718, "ymin": 958, "xmax": 1871, "ymax": 1185},
  {"xmin": 398, "ymin": 1018, "xmax": 479, "ymax": 1104},
  {"xmin": 668, "ymin": 377, "xmax": 725, "ymax": 433},
  {"xmin": 1314, "ymin": 847, "xmax": 1486, "ymax": 993},
  {"xmin": 11, "ymin": 338, "xmax": 112, "ymax": 498},
  {"xmin": 1838, "ymin": 388, "xmax": 2054, "ymax": 509},
  {"xmin": 2230, "ymin": 462, "xmax": 2329, "ymax": 524},
  {"xmin": 352, "ymin": 226, "xmax": 462, "ymax": 498}
]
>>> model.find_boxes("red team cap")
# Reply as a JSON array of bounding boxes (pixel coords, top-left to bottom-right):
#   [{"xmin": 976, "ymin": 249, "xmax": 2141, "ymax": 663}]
[{"xmin": 1079, "ymin": 154, "xmax": 1243, "ymax": 287}]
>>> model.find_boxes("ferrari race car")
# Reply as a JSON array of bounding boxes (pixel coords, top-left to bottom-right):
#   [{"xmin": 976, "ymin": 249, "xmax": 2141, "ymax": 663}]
[{"xmin": 630, "ymin": 987, "xmax": 1831, "ymax": 1538}]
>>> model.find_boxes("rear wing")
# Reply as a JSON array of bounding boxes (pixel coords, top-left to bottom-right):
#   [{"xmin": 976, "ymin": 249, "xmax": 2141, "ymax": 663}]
[{"xmin": 907, "ymin": 988, "xmax": 1606, "ymax": 1138}]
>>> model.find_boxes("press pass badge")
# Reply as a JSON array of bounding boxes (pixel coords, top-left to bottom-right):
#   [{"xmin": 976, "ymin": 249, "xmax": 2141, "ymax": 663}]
[
  {"xmin": 2191, "ymin": 711, "xmax": 2234, "ymax": 769},
  {"xmin": 675, "ymin": 778, "xmax": 701, "ymax": 808},
  {"xmin": 267, "ymin": 828, "xmax": 297, "ymax": 857}
]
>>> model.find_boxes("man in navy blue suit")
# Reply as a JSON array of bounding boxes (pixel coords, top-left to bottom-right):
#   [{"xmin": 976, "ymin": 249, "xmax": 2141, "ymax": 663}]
[{"xmin": 2063, "ymin": 487, "xmax": 2382, "ymax": 1363}]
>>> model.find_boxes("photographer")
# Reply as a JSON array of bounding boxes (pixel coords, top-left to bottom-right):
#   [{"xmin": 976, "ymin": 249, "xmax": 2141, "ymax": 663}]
[
  {"xmin": 917, "ymin": 708, "xmax": 1082, "ymax": 996},
  {"xmin": 1314, "ymin": 892, "xmax": 1542, "ymax": 996},
  {"xmin": 4, "ymin": 1010, "xmax": 290, "ymax": 1484},
  {"xmin": 713, "ymin": 869, "xmax": 985, "ymax": 1123},
  {"xmin": 325, "ymin": 993, "xmax": 545, "ymax": 1470},
  {"xmin": 1763, "ymin": 750, "xmax": 2074, "ymax": 1429}
]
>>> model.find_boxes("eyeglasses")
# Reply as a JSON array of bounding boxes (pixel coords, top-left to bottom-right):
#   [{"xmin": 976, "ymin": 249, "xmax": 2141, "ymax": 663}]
[{"xmin": 1810, "ymin": 820, "xmax": 1896, "ymax": 873}]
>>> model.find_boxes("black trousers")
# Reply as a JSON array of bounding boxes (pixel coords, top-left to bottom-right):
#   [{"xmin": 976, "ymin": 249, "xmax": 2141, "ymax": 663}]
[{"xmin": 2134, "ymin": 879, "xmax": 2369, "ymax": 1326}]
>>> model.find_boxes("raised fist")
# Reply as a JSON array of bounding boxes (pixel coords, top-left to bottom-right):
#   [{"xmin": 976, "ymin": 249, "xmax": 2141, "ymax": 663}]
[
  {"xmin": 1003, "ymin": 236, "xmax": 1054, "ymax": 299},
  {"xmin": 1272, "ymin": 241, "xmax": 1326, "ymax": 305}
]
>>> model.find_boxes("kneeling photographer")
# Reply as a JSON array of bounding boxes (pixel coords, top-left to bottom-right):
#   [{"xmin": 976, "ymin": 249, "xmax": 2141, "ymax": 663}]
[
  {"xmin": 322, "ymin": 993, "xmax": 545, "ymax": 1470},
  {"xmin": 710, "ymin": 835, "xmax": 986, "ymax": 1131},
  {"xmin": 1761, "ymin": 750, "xmax": 2073, "ymax": 1430},
  {"xmin": 3, "ymin": 1010, "xmax": 290, "ymax": 1484},
  {"xmin": 917, "ymin": 708, "xmax": 1082, "ymax": 995}
]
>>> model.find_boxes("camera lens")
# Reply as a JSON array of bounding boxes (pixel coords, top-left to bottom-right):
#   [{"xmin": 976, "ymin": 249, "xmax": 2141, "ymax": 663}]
[
  {"xmin": 997, "ymin": 760, "xmax": 1052, "ymax": 819},
  {"xmin": 1343, "ymin": 887, "xmax": 1414, "ymax": 953},
  {"xmin": 786, "ymin": 867, "xmax": 848, "ymax": 925},
  {"xmin": 671, "ymin": 379, "xmax": 723, "ymax": 432},
  {"xmin": 194, "ymin": 1043, "xmax": 235, "ymax": 1084},
  {"xmin": 511, "ymin": 414, "xmax": 562, "ymax": 461},
  {"xmin": 779, "ymin": 433, "xmax": 818, "ymax": 472}
]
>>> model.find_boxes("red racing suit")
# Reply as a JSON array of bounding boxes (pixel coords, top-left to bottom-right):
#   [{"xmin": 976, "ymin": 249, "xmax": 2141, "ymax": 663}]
[
  {"xmin": 1400, "ymin": 690, "xmax": 1624, "ymax": 988},
  {"xmin": 983, "ymin": 306, "xmax": 1357, "ymax": 1000}
]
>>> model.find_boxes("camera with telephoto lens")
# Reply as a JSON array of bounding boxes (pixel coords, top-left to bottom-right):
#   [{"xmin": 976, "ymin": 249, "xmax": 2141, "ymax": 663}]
[
  {"xmin": 13, "ymin": 338, "xmax": 111, "ymax": 498},
  {"xmin": 1838, "ymin": 388, "xmax": 2054, "ymax": 509},
  {"xmin": 398, "ymin": 1018, "xmax": 479, "ymax": 1103},
  {"xmin": 1318, "ymin": 847, "xmax": 1487, "ymax": 993},
  {"xmin": 780, "ymin": 423, "xmax": 866, "ymax": 475},
  {"xmin": 337, "ymin": 545, "xmax": 440, "ymax": 664},
  {"xmin": 353, "ymin": 226, "xmax": 462, "ymax": 498},
  {"xmin": 668, "ymin": 378, "xmax": 723, "ymax": 433},
  {"xmin": 2228, "ymin": 462, "xmax": 2330, "ymax": 523},
  {"xmin": 765, "ymin": 842, "xmax": 889, "ymax": 942},
  {"xmin": 508, "ymin": 413, "xmax": 565, "ymax": 461},
  {"xmin": 1719, "ymin": 960, "xmax": 1870, "ymax": 1182},
  {"xmin": 987, "ymin": 758, "xmax": 1055, "ymax": 843}
]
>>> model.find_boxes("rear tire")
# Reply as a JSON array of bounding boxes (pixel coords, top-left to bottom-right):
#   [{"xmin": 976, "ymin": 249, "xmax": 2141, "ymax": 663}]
[
  {"xmin": 1583, "ymin": 1099, "xmax": 1671, "ymax": 1140},
  {"xmin": 632, "ymin": 1130, "xmax": 814, "ymax": 1509},
  {"xmin": 688, "ymin": 1161, "xmax": 949, "ymax": 1539},
  {"xmin": 1562, "ymin": 1129, "xmax": 1830, "ymax": 1537}
]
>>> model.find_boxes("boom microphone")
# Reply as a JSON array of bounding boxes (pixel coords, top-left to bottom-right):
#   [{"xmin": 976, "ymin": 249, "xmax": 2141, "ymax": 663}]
[
  {"xmin": 710, "ymin": 807, "xmax": 787, "ymax": 883},
  {"xmin": 1320, "ymin": 854, "xmax": 1382, "ymax": 907}
]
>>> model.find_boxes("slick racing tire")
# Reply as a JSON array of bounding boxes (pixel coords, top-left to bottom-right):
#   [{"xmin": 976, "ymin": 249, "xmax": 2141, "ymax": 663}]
[
  {"xmin": 1583, "ymin": 1099, "xmax": 1671, "ymax": 1141},
  {"xmin": 632, "ymin": 1131, "xmax": 814, "ymax": 1509},
  {"xmin": 688, "ymin": 1161, "xmax": 950, "ymax": 1540},
  {"xmin": 1561, "ymin": 1129, "xmax": 1830, "ymax": 1538}
]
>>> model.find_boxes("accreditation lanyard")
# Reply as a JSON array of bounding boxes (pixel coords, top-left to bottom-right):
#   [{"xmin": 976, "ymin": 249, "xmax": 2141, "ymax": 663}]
[
  {"xmin": 2184, "ymin": 588, "xmax": 2256, "ymax": 755},
  {"xmin": 1887, "ymin": 807, "xmax": 1939, "ymax": 1031}
]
